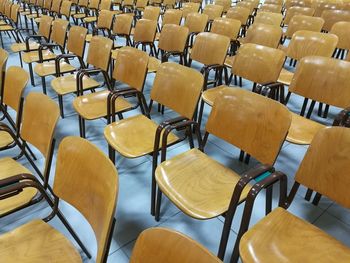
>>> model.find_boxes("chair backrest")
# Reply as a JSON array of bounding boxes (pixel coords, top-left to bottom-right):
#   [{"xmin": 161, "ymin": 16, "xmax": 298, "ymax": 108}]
[
  {"xmin": 203, "ymin": 4, "xmax": 223, "ymax": 20},
  {"xmin": 133, "ymin": 19, "xmax": 157, "ymax": 43},
  {"xmin": 21, "ymin": 92, "xmax": 59, "ymax": 161},
  {"xmin": 295, "ymin": 127, "xmax": 350, "ymax": 209},
  {"xmin": 284, "ymin": 6, "xmax": 315, "ymax": 25},
  {"xmin": 191, "ymin": 32, "xmax": 230, "ymax": 65},
  {"xmin": 78, "ymin": 0, "xmax": 88, "ymax": 7},
  {"xmin": 88, "ymin": 0, "xmax": 99, "ymax": 9},
  {"xmin": 2, "ymin": 66, "xmax": 28, "ymax": 114},
  {"xmin": 60, "ymin": 0, "xmax": 72, "ymax": 18},
  {"xmin": 96, "ymin": 10, "xmax": 114, "ymax": 29},
  {"xmin": 66, "ymin": 25, "xmax": 87, "ymax": 57},
  {"xmin": 232, "ymin": 43, "xmax": 285, "ymax": 85},
  {"xmin": 285, "ymin": 0, "xmax": 307, "ymax": 10},
  {"xmin": 314, "ymin": 2, "xmax": 340, "ymax": 17},
  {"xmin": 112, "ymin": 47, "xmax": 148, "ymax": 92},
  {"xmin": 236, "ymin": 1, "xmax": 255, "ymax": 14},
  {"xmin": 286, "ymin": 30, "xmax": 338, "ymax": 60},
  {"xmin": 215, "ymin": 0, "xmax": 231, "ymax": 13},
  {"xmin": 130, "ymin": 228, "xmax": 223, "ymax": 263},
  {"xmin": 135, "ymin": 0, "xmax": 148, "ymax": 8},
  {"xmin": 259, "ymin": 3, "xmax": 282, "ymax": 13},
  {"xmin": 43, "ymin": 0, "xmax": 53, "ymax": 9},
  {"xmin": 112, "ymin": 13, "xmax": 133, "ymax": 35},
  {"xmin": 244, "ymin": 23, "xmax": 282, "ymax": 48},
  {"xmin": 3, "ymin": 2, "xmax": 11, "ymax": 18},
  {"xmin": 86, "ymin": 36, "xmax": 113, "ymax": 71},
  {"xmin": 285, "ymin": 15, "xmax": 324, "ymax": 38},
  {"xmin": 254, "ymin": 11, "xmax": 283, "ymax": 26},
  {"xmin": 38, "ymin": 15, "xmax": 53, "ymax": 39},
  {"xmin": 265, "ymin": 0, "xmax": 283, "ymax": 5},
  {"xmin": 50, "ymin": 18, "xmax": 69, "ymax": 47},
  {"xmin": 321, "ymin": 9, "xmax": 350, "ymax": 32},
  {"xmin": 226, "ymin": 6, "xmax": 250, "ymax": 25},
  {"xmin": 50, "ymin": 0, "xmax": 62, "ymax": 12},
  {"xmin": 53, "ymin": 136, "xmax": 118, "ymax": 263},
  {"xmin": 330, "ymin": 21, "xmax": 350, "ymax": 50},
  {"xmin": 143, "ymin": 6, "xmax": 160, "ymax": 21},
  {"xmin": 0, "ymin": 48, "xmax": 8, "ymax": 97},
  {"xmin": 159, "ymin": 24, "xmax": 189, "ymax": 53},
  {"xmin": 99, "ymin": 0, "xmax": 111, "ymax": 10},
  {"xmin": 181, "ymin": 2, "xmax": 200, "ymax": 18},
  {"xmin": 184, "ymin": 12, "xmax": 208, "ymax": 34},
  {"xmin": 289, "ymin": 56, "xmax": 350, "ymax": 108},
  {"xmin": 150, "ymin": 62, "xmax": 203, "ymax": 120},
  {"xmin": 205, "ymin": 88, "xmax": 291, "ymax": 165},
  {"xmin": 162, "ymin": 9, "xmax": 182, "ymax": 26},
  {"xmin": 10, "ymin": 3, "xmax": 19, "ymax": 23},
  {"xmin": 210, "ymin": 17, "xmax": 241, "ymax": 40}
]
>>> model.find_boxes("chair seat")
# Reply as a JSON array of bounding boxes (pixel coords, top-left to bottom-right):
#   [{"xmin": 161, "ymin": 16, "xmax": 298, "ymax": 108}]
[
  {"xmin": 0, "ymin": 131, "xmax": 13, "ymax": 148},
  {"xmin": 0, "ymin": 219, "xmax": 82, "ymax": 262},
  {"xmin": 22, "ymin": 50, "xmax": 56, "ymax": 64},
  {"xmin": 201, "ymin": 85, "xmax": 232, "ymax": 106},
  {"xmin": 0, "ymin": 20, "xmax": 6, "ymax": 25},
  {"xmin": 73, "ymin": 13, "xmax": 86, "ymax": 19},
  {"xmin": 104, "ymin": 114, "xmax": 179, "ymax": 158},
  {"xmin": 11, "ymin": 42, "xmax": 40, "ymax": 53},
  {"xmin": 240, "ymin": 207, "xmax": 350, "ymax": 263},
  {"xmin": 155, "ymin": 148, "xmax": 251, "ymax": 219},
  {"xmin": 224, "ymin": 55, "xmax": 235, "ymax": 68},
  {"xmin": 83, "ymin": 16, "xmax": 97, "ymax": 23},
  {"xmin": 34, "ymin": 61, "xmax": 76, "ymax": 77},
  {"xmin": 277, "ymin": 68, "xmax": 294, "ymax": 86},
  {"xmin": 0, "ymin": 157, "xmax": 37, "ymax": 215},
  {"xmin": 111, "ymin": 10, "xmax": 123, "ymax": 15},
  {"xmin": 0, "ymin": 25, "xmax": 14, "ymax": 31},
  {"xmin": 51, "ymin": 73, "xmax": 100, "ymax": 95},
  {"xmin": 85, "ymin": 34, "xmax": 93, "ymax": 42},
  {"xmin": 26, "ymin": 13, "xmax": 40, "ymax": 19},
  {"xmin": 73, "ymin": 90, "xmax": 132, "ymax": 120},
  {"xmin": 286, "ymin": 112, "xmax": 325, "ymax": 145}
]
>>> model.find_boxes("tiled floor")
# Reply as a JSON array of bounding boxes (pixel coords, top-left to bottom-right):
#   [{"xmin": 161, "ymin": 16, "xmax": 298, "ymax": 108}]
[{"xmin": 0, "ymin": 23, "xmax": 349, "ymax": 263}]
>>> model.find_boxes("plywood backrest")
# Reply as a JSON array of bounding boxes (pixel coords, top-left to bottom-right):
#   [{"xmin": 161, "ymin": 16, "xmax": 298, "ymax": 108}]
[
  {"xmin": 53, "ymin": 136, "xmax": 118, "ymax": 263},
  {"xmin": 259, "ymin": 3, "xmax": 282, "ymax": 13},
  {"xmin": 150, "ymin": 62, "xmax": 203, "ymax": 119},
  {"xmin": 66, "ymin": 25, "xmax": 87, "ymax": 57},
  {"xmin": 232, "ymin": 43, "xmax": 285, "ymax": 84},
  {"xmin": 130, "ymin": 228, "xmax": 222, "ymax": 263},
  {"xmin": 203, "ymin": 4, "xmax": 223, "ymax": 20},
  {"xmin": 38, "ymin": 15, "xmax": 53, "ymax": 39},
  {"xmin": 330, "ymin": 21, "xmax": 350, "ymax": 50},
  {"xmin": 21, "ymin": 92, "xmax": 59, "ymax": 158},
  {"xmin": 191, "ymin": 32, "xmax": 230, "ymax": 65},
  {"xmin": 244, "ymin": 23, "xmax": 282, "ymax": 48},
  {"xmin": 158, "ymin": 24, "xmax": 189, "ymax": 53},
  {"xmin": 210, "ymin": 17, "xmax": 241, "ymax": 40},
  {"xmin": 285, "ymin": 15, "xmax": 324, "ymax": 38},
  {"xmin": 289, "ymin": 56, "xmax": 350, "ymax": 108},
  {"xmin": 0, "ymin": 48, "xmax": 8, "ymax": 96},
  {"xmin": 181, "ymin": 2, "xmax": 200, "ymax": 18},
  {"xmin": 254, "ymin": 11, "xmax": 283, "ymax": 26},
  {"xmin": 112, "ymin": 46, "xmax": 148, "ymax": 91},
  {"xmin": 97, "ymin": 10, "xmax": 114, "ymax": 29},
  {"xmin": 321, "ymin": 9, "xmax": 350, "ymax": 32},
  {"xmin": 143, "ymin": 6, "xmax": 160, "ymax": 21},
  {"xmin": 184, "ymin": 12, "xmax": 208, "ymax": 33},
  {"xmin": 50, "ymin": 0, "xmax": 62, "ymax": 12},
  {"xmin": 60, "ymin": 0, "xmax": 72, "ymax": 17},
  {"xmin": 226, "ymin": 6, "xmax": 250, "ymax": 25},
  {"xmin": 236, "ymin": 1, "xmax": 254, "ymax": 13},
  {"xmin": 206, "ymin": 88, "xmax": 291, "ymax": 165},
  {"xmin": 133, "ymin": 19, "xmax": 157, "ymax": 43},
  {"xmin": 99, "ymin": 0, "xmax": 111, "ymax": 10},
  {"xmin": 50, "ymin": 18, "xmax": 69, "ymax": 47},
  {"xmin": 215, "ymin": 0, "xmax": 231, "ymax": 13},
  {"xmin": 113, "ymin": 13, "xmax": 133, "ymax": 35},
  {"xmin": 2, "ymin": 66, "xmax": 28, "ymax": 113},
  {"xmin": 162, "ymin": 9, "xmax": 182, "ymax": 25},
  {"xmin": 295, "ymin": 127, "xmax": 350, "ymax": 209},
  {"xmin": 284, "ymin": 6, "xmax": 315, "ymax": 25},
  {"xmin": 87, "ymin": 36, "xmax": 113, "ymax": 71}
]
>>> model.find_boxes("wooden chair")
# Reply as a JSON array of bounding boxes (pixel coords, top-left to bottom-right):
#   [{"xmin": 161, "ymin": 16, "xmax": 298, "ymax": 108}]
[
  {"xmin": 161, "ymin": 8, "xmax": 182, "ymax": 26},
  {"xmin": 283, "ymin": 6, "xmax": 315, "ymax": 26},
  {"xmin": 277, "ymin": 30, "xmax": 338, "ymax": 89},
  {"xmin": 58, "ymin": 0, "xmax": 72, "ymax": 19},
  {"xmin": 285, "ymin": 0, "xmax": 307, "ymax": 10},
  {"xmin": 321, "ymin": 9, "xmax": 350, "ymax": 32},
  {"xmin": 199, "ymin": 43, "xmax": 286, "ymax": 127},
  {"xmin": 154, "ymin": 87, "xmax": 291, "ymax": 261},
  {"xmin": 0, "ymin": 4, "xmax": 21, "ymax": 48},
  {"xmin": 0, "ymin": 47, "xmax": 8, "ymax": 100},
  {"xmin": 74, "ymin": 46, "xmax": 147, "ymax": 138},
  {"xmin": 203, "ymin": 4, "xmax": 223, "ymax": 28},
  {"xmin": 184, "ymin": 12, "xmax": 208, "ymax": 48},
  {"xmin": 0, "ymin": 92, "xmax": 59, "ymax": 217},
  {"xmin": 181, "ymin": 2, "xmax": 200, "ymax": 18},
  {"xmin": 210, "ymin": 17, "xmax": 241, "ymax": 55},
  {"xmin": 239, "ymin": 127, "xmax": 350, "ymax": 263},
  {"xmin": 225, "ymin": 6, "xmax": 250, "ymax": 36},
  {"xmin": 85, "ymin": 9, "xmax": 114, "ymax": 42},
  {"xmin": 236, "ymin": 1, "xmax": 255, "ymax": 24},
  {"xmin": 104, "ymin": 62, "xmax": 203, "ymax": 217},
  {"xmin": 33, "ymin": 18, "xmax": 70, "ymax": 94},
  {"xmin": 48, "ymin": 0, "xmax": 62, "ymax": 17},
  {"xmin": 259, "ymin": 3, "xmax": 283, "ymax": 13},
  {"xmin": 111, "ymin": 13, "xmax": 133, "ymax": 46},
  {"xmin": 286, "ymin": 56, "xmax": 350, "ymax": 145},
  {"xmin": 133, "ymin": 18, "xmax": 158, "ymax": 56},
  {"xmin": 130, "ymin": 227, "xmax": 223, "ymax": 263},
  {"xmin": 0, "ymin": 135, "xmax": 118, "ymax": 262},
  {"xmin": 73, "ymin": 0, "xmax": 98, "ymax": 24},
  {"xmin": 314, "ymin": 2, "xmax": 341, "ymax": 17},
  {"xmin": 143, "ymin": 5, "xmax": 161, "ymax": 22},
  {"xmin": 188, "ymin": 32, "xmax": 230, "ymax": 90},
  {"xmin": 330, "ymin": 21, "xmax": 350, "ymax": 59},
  {"xmin": 83, "ymin": 0, "xmax": 112, "ymax": 26},
  {"xmin": 254, "ymin": 11, "xmax": 283, "ymax": 26}
]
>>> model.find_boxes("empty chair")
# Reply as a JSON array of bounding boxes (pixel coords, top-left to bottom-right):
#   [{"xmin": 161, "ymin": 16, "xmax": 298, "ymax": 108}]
[
  {"xmin": 330, "ymin": 21, "xmax": 350, "ymax": 59},
  {"xmin": 286, "ymin": 56, "xmax": 350, "ymax": 145},
  {"xmin": 314, "ymin": 2, "xmax": 341, "ymax": 17},
  {"xmin": 239, "ymin": 127, "xmax": 350, "ymax": 263},
  {"xmin": 283, "ymin": 6, "xmax": 315, "ymax": 26},
  {"xmin": 0, "ymin": 136, "xmax": 118, "ymax": 262},
  {"xmin": 130, "ymin": 228, "xmax": 223, "ymax": 263},
  {"xmin": 321, "ymin": 9, "xmax": 350, "ymax": 32},
  {"xmin": 111, "ymin": 13, "xmax": 133, "ymax": 46},
  {"xmin": 203, "ymin": 4, "xmax": 223, "ymax": 26},
  {"xmin": 85, "ymin": 10, "xmax": 114, "ymax": 42},
  {"xmin": 143, "ymin": 6, "xmax": 161, "ymax": 22},
  {"xmin": 161, "ymin": 8, "xmax": 182, "ymax": 26},
  {"xmin": 181, "ymin": 2, "xmax": 200, "ymax": 18},
  {"xmin": 133, "ymin": 19, "xmax": 158, "ymax": 56},
  {"xmin": 184, "ymin": 12, "xmax": 208, "ymax": 47},
  {"xmin": 254, "ymin": 11, "xmax": 283, "ymax": 26},
  {"xmin": 226, "ymin": 6, "xmax": 250, "ymax": 35},
  {"xmin": 155, "ymin": 88, "xmax": 291, "ymax": 261},
  {"xmin": 238, "ymin": 23, "xmax": 282, "ymax": 48}
]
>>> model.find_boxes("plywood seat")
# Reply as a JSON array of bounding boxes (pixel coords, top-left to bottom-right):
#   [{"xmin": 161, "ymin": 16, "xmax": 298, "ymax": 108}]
[
  {"xmin": 73, "ymin": 90, "xmax": 132, "ymax": 120},
  {"xmin": 34, "ymin": 17, "xmax": 42, "ymax": 23},
  {"xmin": 0, "ymin": 25, "xmax": 14, "ymax": 31},
  {"xmin": 0, "ymin": 157, "xmax": 37, "ymax": 215},
  {"xmin": 156, "ymin": 148, "xmax": 251, "ymax": 219},
  {"xmin": 83, "ymin": 16, "xmax": 97, "ymax": 23},
  {"xmin": 10, "ymin": 42, "xmax": 40, "ymax": 53},
  {"xmin": 224, "ymin": 55, "xmax": 235, "ymax": 68},
  {"xmin": 0, "ymin": 20, "xmax": 7, "ymax": 25},
  {"xmin": 26, "ymin": 13, "xmax": 40, "ymax": 19},
  {"xmin": 111, "ymin": 10, "xmax": 123, "ymax": 15},
  {"xmin": 73, "ymin": 13, "xmax": 86, "ymax": 19},
  {"xmin": 0, "ymin": 219, "xmax": 82, "ymax": 262},
  {"xmin": 287, "ymin": 112, "xmax": 325, "ymax": 145},
  {"xmin": 201, "ymin": 85, "xmax": 232, "ymax": 106},
  {"xmin": 277, "ymin": 68, "xmax": 293, "ymax": 85},
  {"xmin": 34, "ymin": 61, "xmax": 76, "ymax": 77},
  {"xmin": 51, "ymin": 74, "xmax": 100, "ymax": 95},
  {"xmin": 0, "ymin": 131, "xmax": 13, "ymax": 148},
  {"xmin": 22, "ymin": 50, "xmax": 56, "ymax": 64},
  {"xmin": 240, "ymin": 207, "xmax": 350, "ymax": 263},
  {"xmin": 104, "ymin": 114, "xmax": 179, "ymax": 158}
]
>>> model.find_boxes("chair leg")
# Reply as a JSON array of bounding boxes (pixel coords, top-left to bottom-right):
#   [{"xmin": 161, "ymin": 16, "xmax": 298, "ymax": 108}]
[
  {"xmin": 312, "ymin": 192, "xmax": 322, "ymax": 206},
  {"xmin": 305, "ymin": 188, "xmax": 313, "ymax": 201},
  {"xmin": 265, "ymin": 185, "xmax": 273, "ymax": 215},
  {"xmin": 28, "ymin": 62, "xmax": 35, "ymax": 86},
  {"xmin": 108, "ymin": 145, "xmax": 115, "ymax": 164},
  {"xmin": 58, "ymin": 95, "xmax": 65, "ymax": 118},
  {"xmin": 197, "ymin": 99, "xmax": 205, "ymax": 130},
  {"xmin": 41, "ymin": 76, "xmax": 47, "ymax": 94},
  {"xmin": 78, "ymin": 116, "xmax": 86, "ymax": 138},
  {"xmin": 154, "ymin": 188, "xmax": 162, "ymax": 222}
]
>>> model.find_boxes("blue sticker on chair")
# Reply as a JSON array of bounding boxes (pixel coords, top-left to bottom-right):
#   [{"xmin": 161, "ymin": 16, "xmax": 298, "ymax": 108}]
[{"xmin": 254, "ymin": 171, "xmax": 272, "ymax": 183}]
